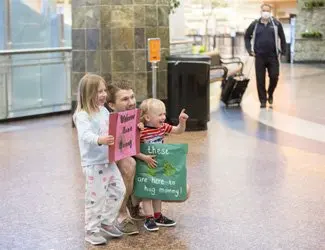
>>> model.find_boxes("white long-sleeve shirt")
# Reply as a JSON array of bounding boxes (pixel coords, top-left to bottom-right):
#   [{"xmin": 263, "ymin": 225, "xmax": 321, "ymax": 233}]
[{"xmin": 75, "ymin": 106, "xmax": 110, "ymax": 166}]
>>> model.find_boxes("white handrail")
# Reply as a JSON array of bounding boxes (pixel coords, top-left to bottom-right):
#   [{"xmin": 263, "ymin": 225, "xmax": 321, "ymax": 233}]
[{"xmin": 0, "ymin": 47, "xmax": 72, "ymax": 55}]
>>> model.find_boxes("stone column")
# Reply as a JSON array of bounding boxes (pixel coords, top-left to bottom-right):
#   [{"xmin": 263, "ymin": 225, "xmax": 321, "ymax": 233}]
[
  {"xmin": 294, "ymin": 0, "xmax": 325, "ymax": 62},
  {"xmin": 71, "ymin": 0, "xmax": 170, "ymax": 106}
]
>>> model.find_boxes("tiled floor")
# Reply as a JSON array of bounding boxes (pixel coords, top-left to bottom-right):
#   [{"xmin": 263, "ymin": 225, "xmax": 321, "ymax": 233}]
[{"xmin": 0, "ymin": 63, "xmax": 324, "ymax": 250}]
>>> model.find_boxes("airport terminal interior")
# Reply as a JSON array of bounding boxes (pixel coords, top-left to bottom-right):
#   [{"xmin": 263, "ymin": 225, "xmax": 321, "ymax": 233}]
[{"xmin": 0, "ymin": 0, "xmax": 324, "ymax": 249}]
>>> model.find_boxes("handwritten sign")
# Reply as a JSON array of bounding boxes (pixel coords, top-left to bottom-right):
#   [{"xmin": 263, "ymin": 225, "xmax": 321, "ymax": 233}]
[
  {"xmin": 134, "ymin": 143, "xmax": 188, "ymax": 201},
  {"xmin": 148, "ymin": 38, "xmax": 161, "ymax": 62},
  {"xmin": 108, "ymin": 109, "xmax": 140, "ymax": 162}
]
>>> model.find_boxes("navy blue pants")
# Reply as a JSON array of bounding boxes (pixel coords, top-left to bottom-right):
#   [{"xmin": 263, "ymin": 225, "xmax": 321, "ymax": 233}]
[{"xmin": 255, "ymin": 55, "xmax": 279, "ymax": 104}]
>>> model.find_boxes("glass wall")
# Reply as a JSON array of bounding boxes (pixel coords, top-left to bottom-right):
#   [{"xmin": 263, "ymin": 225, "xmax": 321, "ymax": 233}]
[
  {"xmin": 0, "ymin": 0, "xmax": 72, "ymax": 120},
  {"xmin": 9, "ymin": 0, "xmax": 71, "ymax": 49}
]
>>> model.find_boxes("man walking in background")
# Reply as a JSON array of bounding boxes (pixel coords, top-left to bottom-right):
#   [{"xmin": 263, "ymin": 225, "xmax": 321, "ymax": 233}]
[{"xmin": 244, "ymin": 3, "xmax": 286, "ymax": 108}]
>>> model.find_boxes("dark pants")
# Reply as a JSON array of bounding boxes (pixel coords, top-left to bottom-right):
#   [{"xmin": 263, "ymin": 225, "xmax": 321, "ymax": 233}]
[{"xmin": 255, "ymin": 55, "xmax": 279, "ymax": 104}]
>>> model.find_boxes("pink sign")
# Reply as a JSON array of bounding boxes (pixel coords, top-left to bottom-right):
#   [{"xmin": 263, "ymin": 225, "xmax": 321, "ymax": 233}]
[{"xmin": 108, "ymin": 109, "xmax": 140, "ymax": 162}]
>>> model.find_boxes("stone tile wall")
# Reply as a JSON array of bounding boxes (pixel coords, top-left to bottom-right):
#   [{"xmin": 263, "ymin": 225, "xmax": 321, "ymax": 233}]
[
  {"xmin": 71, "ymin": 0, "xmax": 170, "ymax": 102},
  {"xmin": 294, "ymin": 1, "xmax": 325, "ymax": 62}
]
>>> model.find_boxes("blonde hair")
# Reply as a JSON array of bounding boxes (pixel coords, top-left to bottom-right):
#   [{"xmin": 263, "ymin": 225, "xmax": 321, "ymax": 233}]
[
  {"xmin": 139, "ymin": 98, "xmax": 166, "ymax": 123},
  {"xmin": 74, "ymin": 74, "xmax": 106, "ymax": 115}
]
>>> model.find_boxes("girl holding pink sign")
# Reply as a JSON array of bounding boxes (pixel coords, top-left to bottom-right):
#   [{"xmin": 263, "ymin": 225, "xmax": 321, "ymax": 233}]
[{"xmin": 73, "ymin": 74, "xmax": 126, "ymax": 245}]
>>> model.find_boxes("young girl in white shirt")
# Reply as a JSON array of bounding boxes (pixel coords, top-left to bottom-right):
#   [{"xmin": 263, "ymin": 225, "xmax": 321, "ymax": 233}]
[{"xmin": 74, "ymin": 74, "xmax": 126, "ymax": 245}]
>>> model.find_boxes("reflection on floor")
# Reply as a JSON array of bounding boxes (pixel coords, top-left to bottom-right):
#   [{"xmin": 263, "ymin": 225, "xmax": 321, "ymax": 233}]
[{"xmin": 0, "ymin": 63, "xmax": 324, "ymax": 250}]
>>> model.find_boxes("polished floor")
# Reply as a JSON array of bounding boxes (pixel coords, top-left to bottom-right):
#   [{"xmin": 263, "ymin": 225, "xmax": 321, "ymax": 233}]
[{"xmin": 1, "ymin": 62, "xmax": 325, "ymax": 250}]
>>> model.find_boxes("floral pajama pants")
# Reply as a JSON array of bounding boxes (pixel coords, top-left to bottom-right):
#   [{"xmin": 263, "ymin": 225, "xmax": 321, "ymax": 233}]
[{"xmin": 83, "ymin": 163, "xmax": 126, "ymax": 233}]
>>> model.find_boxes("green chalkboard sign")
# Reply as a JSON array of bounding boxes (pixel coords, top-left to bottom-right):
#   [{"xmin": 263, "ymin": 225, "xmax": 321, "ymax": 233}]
[{"xmin": 134, "ymin": 143, "xmax": 188, "ymax": 201}]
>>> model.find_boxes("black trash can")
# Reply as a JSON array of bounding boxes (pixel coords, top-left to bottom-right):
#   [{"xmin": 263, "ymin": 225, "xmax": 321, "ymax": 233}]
[{"xmin": 166, "ymin": 55, "xmax": 211, "ymax": 131}]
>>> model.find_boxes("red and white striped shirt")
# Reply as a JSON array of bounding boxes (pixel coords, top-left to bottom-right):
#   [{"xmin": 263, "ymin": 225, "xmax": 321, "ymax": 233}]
[{"xmin": 140, "ymin": 123, "xmax": 173, "ymax": 144}]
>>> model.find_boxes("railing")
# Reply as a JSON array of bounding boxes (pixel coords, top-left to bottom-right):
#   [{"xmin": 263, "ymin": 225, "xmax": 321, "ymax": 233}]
[
  {"xmin": 186, "ymin": 33, "xmax": 247, "ymax": 56},
  {"xmin": 0, "ymin": 47, "xmax": 72, "ymax": 55},
  {"xmin": 0, "ymin": 47, "xmax": 72, "ymax": 120},
  {"xmin": 170, "ymin": 40, "xmax": 193, "ymax": 55}
]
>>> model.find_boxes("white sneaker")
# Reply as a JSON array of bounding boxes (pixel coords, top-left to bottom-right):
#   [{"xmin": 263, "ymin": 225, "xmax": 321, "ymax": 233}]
[
  {"xmin": 85, "ymin": 232, "xmax": 107, "ymax": 245},
  {"xmin": 101, "ymin": 224, "xmax": 123, "ymax": 237}
]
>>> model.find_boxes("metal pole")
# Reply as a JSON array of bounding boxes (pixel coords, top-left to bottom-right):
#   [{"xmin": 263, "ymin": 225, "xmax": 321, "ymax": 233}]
[
  {"xmin": 231, "ymin": 36, "xmax": 235, "ymax": 58},
  {"xmin": 152, "ymin": 62, "xmax": 157, "ymax": 98},
  {"xmin": 5, "ymin": 0, "xmax": 12, "ymax": 50},
  {"xmin": 3, "ymin": 0, "xmax": 11, "ymax": 119},
  {"xmin": 58, "ymin": 2, "xmax": 65, "ymax": 47}
]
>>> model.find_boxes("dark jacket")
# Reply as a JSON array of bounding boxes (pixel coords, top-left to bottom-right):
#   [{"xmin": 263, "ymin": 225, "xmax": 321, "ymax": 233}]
[{"xmin": 244, "ymin": 17, "xmax": 286, "ymax": 56}]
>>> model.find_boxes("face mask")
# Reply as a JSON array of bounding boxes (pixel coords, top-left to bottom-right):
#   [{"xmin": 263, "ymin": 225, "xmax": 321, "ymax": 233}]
[{"xmin": 261, "ymin": 11, "xmax": 271, "ymax": 19}]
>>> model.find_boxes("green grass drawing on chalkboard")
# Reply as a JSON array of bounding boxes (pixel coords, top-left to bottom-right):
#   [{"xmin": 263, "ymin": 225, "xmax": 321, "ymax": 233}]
[
  {"xmin": 147, "ymin": 166, "xmax": 157, "ymax": 176},
  {"xmin": 163, "ymin": 161, "xmax": 176, "ymax": 176}
]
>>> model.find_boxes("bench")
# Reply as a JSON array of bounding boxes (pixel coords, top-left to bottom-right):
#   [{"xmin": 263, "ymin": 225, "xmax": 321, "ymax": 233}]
[{"xmin": 204, "ymin": 51, "xmax": 244, "ymax": 85}]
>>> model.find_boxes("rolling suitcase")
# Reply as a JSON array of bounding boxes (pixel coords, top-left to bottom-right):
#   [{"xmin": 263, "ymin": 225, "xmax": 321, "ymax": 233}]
[{"xmin": 221, "ymin": 74, "xmax": 250, "ymax": 106}]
